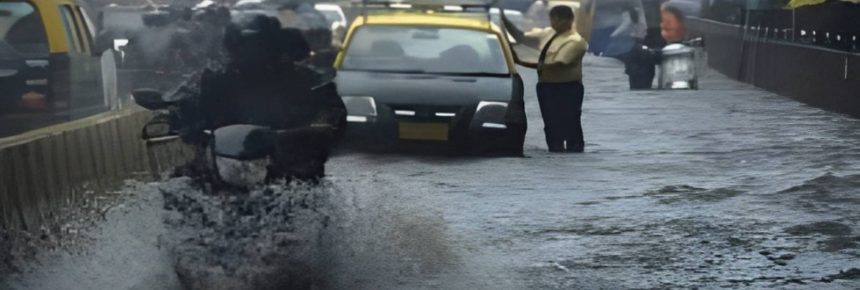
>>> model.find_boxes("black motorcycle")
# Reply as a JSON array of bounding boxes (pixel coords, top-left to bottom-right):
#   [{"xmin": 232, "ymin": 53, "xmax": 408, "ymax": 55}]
[{"xmin": 133, "ymin": 75, "xmax": 345, "ymax": 188}]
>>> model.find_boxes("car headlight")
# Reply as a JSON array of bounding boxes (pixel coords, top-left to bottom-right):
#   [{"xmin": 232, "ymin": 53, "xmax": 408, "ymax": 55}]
[
  {"xmin": 474, "ymin": 101, "xmax": 508, "ymax": 129},
  {"xmin": 342, "ymin": 96, "xmax": 377, "ymax": 122},
  {"xmin": 476, "ymin": 101, "xmax": 507, "ymax": 112}
]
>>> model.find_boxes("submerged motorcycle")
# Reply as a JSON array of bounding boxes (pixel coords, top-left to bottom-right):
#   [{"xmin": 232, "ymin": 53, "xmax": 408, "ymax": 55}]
[{"xmin": 133, "ymin": 71, "xmax": 346, "ymax": 188}]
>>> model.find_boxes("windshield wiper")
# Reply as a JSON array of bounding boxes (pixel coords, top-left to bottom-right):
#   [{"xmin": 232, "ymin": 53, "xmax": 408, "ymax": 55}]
[
  {"xmin": 342, "ymin": 69, "xmax": 509, "ymax": 78},
  {"xmin": 342, "ymin": 68, "xmax": 427, "ymax": 74},
  {"xmin": 441, "ymin": 72, "xmax": 509, "ymax": 77}
]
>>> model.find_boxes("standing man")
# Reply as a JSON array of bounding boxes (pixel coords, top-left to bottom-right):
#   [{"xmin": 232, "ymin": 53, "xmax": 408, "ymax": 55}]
[{"xmin": 503, "ymin": 6, "xmax": 588, "ymax": 152}]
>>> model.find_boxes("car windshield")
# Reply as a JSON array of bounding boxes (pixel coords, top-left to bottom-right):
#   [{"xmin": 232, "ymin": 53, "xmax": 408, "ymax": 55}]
[
  {"xmin": 341, "ymin": 25, "xmax": 509, "ymax": 75},
  {"xmin": 317, "ymin": 9, "xmax": 341, "ymax": 26},
  {"xmin": 234, "ymin": 0, "xmax": 265, "ymax": 10},
  {"xmin": 0, "ymin": 1, "xmax": 49, "ymax": 58},
  {"xmin": 235, "ymin": 3, "xmax": 266, "ymax": 10}
]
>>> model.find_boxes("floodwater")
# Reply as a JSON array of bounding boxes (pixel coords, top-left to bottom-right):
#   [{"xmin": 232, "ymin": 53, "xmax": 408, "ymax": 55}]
[{"xmin": 4, "ymin": 57, "xmax": 860, "ymax": 289}]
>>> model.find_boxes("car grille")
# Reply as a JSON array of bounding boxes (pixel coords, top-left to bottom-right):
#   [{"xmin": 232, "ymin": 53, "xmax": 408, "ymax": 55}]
[{"xmin": 389, "ymin": 105, "xmax": 465, "ymax": 120}]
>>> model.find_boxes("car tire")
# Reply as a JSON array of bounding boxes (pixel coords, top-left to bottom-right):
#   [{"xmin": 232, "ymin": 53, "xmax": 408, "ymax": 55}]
[
  {"xmin": 466, "ymin": 125, "xmax": 525, "ymax": 157},
  {"xmin": 498, "ymin": 124, "xmax": 526, "ymax": 157}
]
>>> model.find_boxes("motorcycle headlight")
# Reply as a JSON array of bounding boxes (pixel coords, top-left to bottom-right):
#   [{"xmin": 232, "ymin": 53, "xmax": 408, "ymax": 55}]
[
  {"xmin": 215, "ymin": 156, "xmax": 269, "ymax": 187},
  {"xmin": 342, "ymin": 96, "xmax": 377, "ymax": 122}
]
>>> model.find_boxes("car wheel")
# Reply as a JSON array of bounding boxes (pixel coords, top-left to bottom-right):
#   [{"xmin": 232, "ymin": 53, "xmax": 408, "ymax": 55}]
[
  {"xmin": 470, "ymin": 125, "xmax": 525, "ymax": 157},
  {"xmin": 498, "ymin": 125, "xmax": 525, "ymax": 157},
  {"xmin": 493, "ymin": 142, "xmax": 523, "ymax": 157}
]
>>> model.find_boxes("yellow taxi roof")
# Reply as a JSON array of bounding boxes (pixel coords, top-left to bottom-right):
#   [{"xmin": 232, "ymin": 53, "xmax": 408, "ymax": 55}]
[
  {"xmin": 29, "ymin": 0, "xmax": 77, "ymax": 6},
  {"xmin": 354, "ymin": 12, "xmax": 497, "ymax": 32}
]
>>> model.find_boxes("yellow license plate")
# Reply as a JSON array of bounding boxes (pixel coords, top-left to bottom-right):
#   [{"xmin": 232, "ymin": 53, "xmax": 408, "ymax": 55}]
[{"xmin": 398, "ymin": 122, "xmax": 449, "ymax": 141}]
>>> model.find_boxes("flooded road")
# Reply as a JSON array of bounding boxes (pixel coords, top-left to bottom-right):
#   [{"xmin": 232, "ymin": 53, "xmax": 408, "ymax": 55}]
[
  {"xmin": 320, "ymin": 57, "xmax": 860, "ymax": 289},
  {"xmin": 5, "ymin": 57, "xmax": 860, "ymax": 289}
]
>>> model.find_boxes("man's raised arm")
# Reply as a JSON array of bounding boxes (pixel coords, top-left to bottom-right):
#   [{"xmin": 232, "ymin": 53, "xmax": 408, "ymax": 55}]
[
  {"xmin": 500, "ymin": 10, "xmax": 540, "ymax": 49},
  {"xmin": 500, "ymin": 9, "xmax": 543, "ymax": 68}
]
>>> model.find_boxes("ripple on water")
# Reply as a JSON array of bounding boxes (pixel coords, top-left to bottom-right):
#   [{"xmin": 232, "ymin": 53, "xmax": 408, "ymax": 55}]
[{"xmin": 643, "ymin": 185, "xmax": 743, "ymax": 204}]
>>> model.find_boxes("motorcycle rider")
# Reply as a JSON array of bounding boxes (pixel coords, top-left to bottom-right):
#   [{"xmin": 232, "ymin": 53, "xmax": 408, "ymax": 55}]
[
  {"xmin": 276, "ymin": 2, "xmax": 338, "ymax": 70},
  {"xmin": 174, "ymin": 15, "xmax": 346, "ymax": 183}
]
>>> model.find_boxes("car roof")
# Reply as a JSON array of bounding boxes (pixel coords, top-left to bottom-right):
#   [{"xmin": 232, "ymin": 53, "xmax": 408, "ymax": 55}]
[
  {"xmin": 102, "ymin": 4, "xmax": 152, "ymax": 11},
  {"xmin": 354, "ymin": 13, "xmax": 497, "ymax": 32},
  {"xmin": 488, "ymin": 8, "xmax": 521, "ymax": 15},
  {"xmin": 314, "ymin": 3, "xmax": 342, "ymax": 10},
  {"xmin": 528, "ymin": 0, "xmax": 582, "ymax": 10},
  {"xmin": 234, "ymin": 0, "xmax": 264, "ymax": 6},
  {"xmin": 28, "ymin": 0, "xmax": 77, "ymax": 6}
]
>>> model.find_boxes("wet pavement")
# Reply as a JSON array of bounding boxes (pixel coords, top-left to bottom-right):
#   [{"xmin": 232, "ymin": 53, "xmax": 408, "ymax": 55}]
[
  {"xmin": 320, "ymin": 57, "xmax": 860, "ymax": 289},
  {"xmin": 4, "ymin": 57, "xmax": 860, "ymax": 289}
]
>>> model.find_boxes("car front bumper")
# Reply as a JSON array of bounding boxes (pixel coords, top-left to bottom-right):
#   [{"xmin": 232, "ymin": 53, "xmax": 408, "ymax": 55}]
[{"xmin": 343, "ymin": 102, "xmax": 525, "ymax": 150}]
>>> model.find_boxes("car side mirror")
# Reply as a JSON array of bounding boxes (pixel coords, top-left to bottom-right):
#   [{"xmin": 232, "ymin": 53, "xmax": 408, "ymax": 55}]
[
  {"xmin": 113, "ymin": 39, "xmax": 129, "ymax": 51},
  {"xmin": 142, "ymin": 120, "xmax": 172, "ymax": 139},
  {"xmin": 132, "ymin": 88, "xmax": 170, "ymax": 110}
]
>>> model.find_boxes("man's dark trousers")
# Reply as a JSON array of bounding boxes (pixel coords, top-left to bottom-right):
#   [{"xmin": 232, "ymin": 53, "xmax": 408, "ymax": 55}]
[{"xmin": 536, "ymin": 81, "xmax": 584, "ymax": 151}]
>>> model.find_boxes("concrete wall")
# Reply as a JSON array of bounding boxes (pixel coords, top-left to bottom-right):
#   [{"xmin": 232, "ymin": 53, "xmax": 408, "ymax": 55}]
[
  {"xmin": 687, "ymin": 17, "xmax": 860, "ymax": 118},
  {"xmin": 0, "ymin": 109, "xmax": 193, "ymax": 232}
]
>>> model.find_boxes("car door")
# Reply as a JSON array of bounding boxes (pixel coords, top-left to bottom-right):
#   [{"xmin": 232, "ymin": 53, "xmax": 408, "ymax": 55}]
[
  {"xmin": 58, "ymin": 4, "xmax": 104, "ymax": 118},
  {"xmin": 79, "ymin": 7, "xmax": 118, "ymax": 110},
  {"xmin": 73, "ymin": 6, "xmax": 109, "ymax": 114}
]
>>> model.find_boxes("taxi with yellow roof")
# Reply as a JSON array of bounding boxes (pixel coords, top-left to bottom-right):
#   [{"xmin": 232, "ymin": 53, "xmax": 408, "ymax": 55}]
[
  {"xmin": 0, "ymin": 0, "xmax": 116, "ymax": 123},
  {"xmin": 334, "ymin": 2, "xmax": 526, "ymax": 155}
]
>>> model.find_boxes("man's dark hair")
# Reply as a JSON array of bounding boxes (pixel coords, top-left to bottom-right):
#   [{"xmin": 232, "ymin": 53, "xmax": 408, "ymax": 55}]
[{"xmin": 549, "ymin": 5, "xmax": 574, "ymax": 20}]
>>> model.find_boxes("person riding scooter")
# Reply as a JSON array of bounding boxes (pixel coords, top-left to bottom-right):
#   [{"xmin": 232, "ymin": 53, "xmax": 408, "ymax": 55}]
[{"xmin": 173, "ymin": 15, "xmax": 346, "ymax": 183}]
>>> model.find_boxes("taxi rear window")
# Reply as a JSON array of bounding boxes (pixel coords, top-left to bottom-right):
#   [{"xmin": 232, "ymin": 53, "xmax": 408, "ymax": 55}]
[{"xmin": 0, "ymin": 1, "xmax": 49, "ymax": 57}]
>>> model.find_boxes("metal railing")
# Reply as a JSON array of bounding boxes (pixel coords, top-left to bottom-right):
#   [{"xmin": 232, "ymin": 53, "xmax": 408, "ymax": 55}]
[{"xmin": 718, "ymin": 6, "xmax": 860, "ymax": 53}]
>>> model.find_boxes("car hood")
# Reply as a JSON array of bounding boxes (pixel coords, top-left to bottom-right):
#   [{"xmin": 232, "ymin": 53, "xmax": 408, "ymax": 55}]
[{"xmin": 335, "ymin": 70, "xmax": 514, "ymax": 106}]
